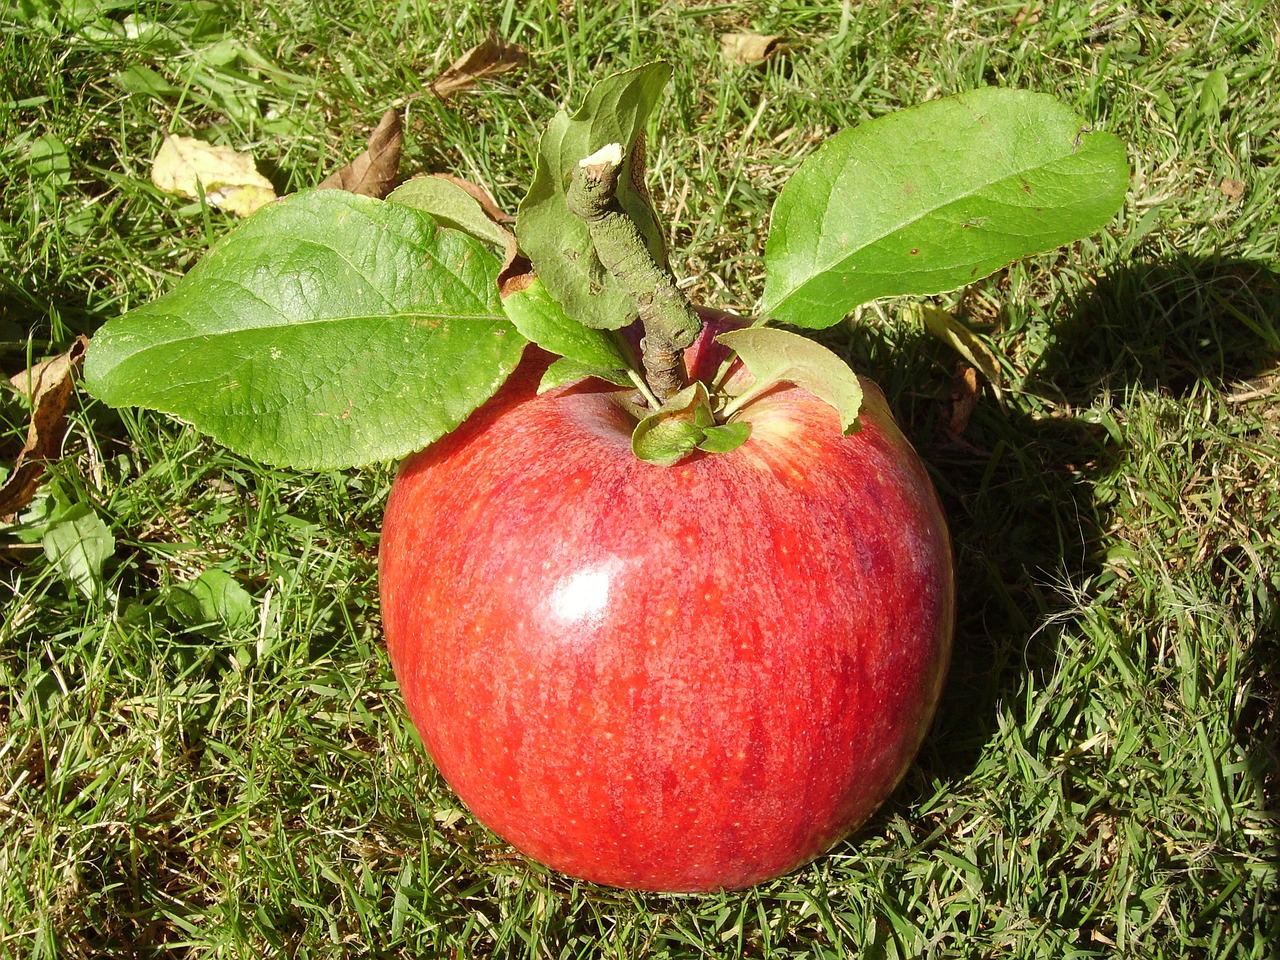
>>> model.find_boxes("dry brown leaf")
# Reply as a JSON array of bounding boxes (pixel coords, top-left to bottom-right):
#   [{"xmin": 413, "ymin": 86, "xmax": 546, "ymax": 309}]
[
  {"xmin": 1218, "ymin": 177, "xmax": 1246, "ymax": 201},
  {"xmin": 917, "ymin": 303, "xmax": 1003, "ymax": 397},
  {"xmin": 1, "ymin": 336, "xmax": 89, "ymax": 519},
  {"xmin": 428, "ymin": 173, "xmax": 514, "ymax": 224},
  {"xmin": 498, "ymin": 251, "xmax": 534, "ymax": 300},
  {"xmin": 1012, "ymin": 5, "xmax": 1042, "ymax": 28},
  {"xmin": 317, "ymin": 109, "xmax": 404, "ymax": 199},
  {"xmin": 719, "ymin": 33, "xmax": 784, "ymax": 66},
  {"xmin": 937, "ymin": 365, "xmax": 984, "ymax": 452},
  {"xmin": 429, "ymin": 38, "xmax": 528, "ymax": 98}
]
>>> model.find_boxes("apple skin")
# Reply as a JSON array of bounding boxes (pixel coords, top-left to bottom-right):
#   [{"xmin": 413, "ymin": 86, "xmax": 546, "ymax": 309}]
[{"xmin": 379, "ymin": 341, "xmax": 954, "ymax": 893}]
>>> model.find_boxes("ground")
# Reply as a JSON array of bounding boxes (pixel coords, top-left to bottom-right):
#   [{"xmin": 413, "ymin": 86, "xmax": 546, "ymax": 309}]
[{"xmin": 1, "ymin": 1, "xmax": 1277, "ymax": 957}]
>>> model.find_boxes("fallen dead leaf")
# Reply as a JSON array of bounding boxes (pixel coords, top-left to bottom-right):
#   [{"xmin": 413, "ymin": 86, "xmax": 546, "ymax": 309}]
[
  {"xmin": 151, "ymin": 135, "xmax": 277, "ymax": 217},
  {"xmin": 917, "ymin": 303, "xmax": 1003, "ymax": 397},
  {"xmin": 1218, "ymin": 177, "xmax": 1246, "ymax": 201},
  {"xmin": 318, "ymin": 109, "xmax": 404, "ymax": 199},
  {"xmin": 429, "ymin": 38, "xmax": 528, "ymax": 98},
  {"xmin": 937, "ymin": 365, "xmax": 984, "ymax": 452},
  {"xmin": 719, "ymin": 33, "xmax": 784, "ymax": 66},
  {"xmin": 1, "ymin": 336, "xmax": 89, "ymax": 519},
  {"xmin": 1012, "ymin": 5, "xmax": 1042, "ymax": 28}
]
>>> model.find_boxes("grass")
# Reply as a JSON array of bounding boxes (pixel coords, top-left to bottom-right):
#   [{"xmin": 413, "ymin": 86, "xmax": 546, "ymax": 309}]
[{"xmin": 2, "ymin": 0, "xmax": 1277, "ymax": 956}]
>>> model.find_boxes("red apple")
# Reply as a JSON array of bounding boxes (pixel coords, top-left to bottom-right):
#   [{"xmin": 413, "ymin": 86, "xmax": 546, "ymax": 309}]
[{"xmin": 379, "ymin": 339, "xmax": 954, "ymax": 892}]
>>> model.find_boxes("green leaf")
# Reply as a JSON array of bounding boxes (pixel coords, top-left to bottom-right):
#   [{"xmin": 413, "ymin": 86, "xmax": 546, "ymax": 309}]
[
  {"xmin": 1198, "ymin": 69, "xmax": 1229, "ymax": 118},
  {"xmin": 537, "ymin": 358, "xmax": 634, "ymax": 394},
  {"xmin": 697, "ymin": 421, "xmax": 751, "ymax": 454},
  {"xmin": 631, "ymin": 382, "xmax": 715, "ymax": 467},
  {"xmin": 503, "ymin": 277, "xmax": 634, "ymax": 370},
  {"xmin": 114, "ymin": 64, "xmax": 178, "ymax": 96},
  {"xmin": 42, "ymin": 503, "xmax": 113, "ymax": 598},
  {"xmin": 28, "ymin": 135, "xmax": 71, "ymax": 186},
  {"xmin": 633, "ymin": 417, "xmax": 704, "ymax": 466},
  {"xmin": 387, "ymin": 176, "xmax": 513, "ymax": 252},
  {"xmin": 762, "ymin": 88, "xmax": 1130, "ymax": 328},
  {"xmin": 717, "ymin": 327, "xmax": 863, "ymax": 432},
  {"xmin": 515, "ymin": 61, "xmax": 672, "ymax": 330},
  {"xmin": 85, "ymin": 189, "xmax": 527, "ymax": 470},
  {"xmin": 167, "ymin": 568, "xmax": 254, "ymax": 631},
  {"xmin": 10, "ymin": 483, "xmax": 74, "ymax": 545}
]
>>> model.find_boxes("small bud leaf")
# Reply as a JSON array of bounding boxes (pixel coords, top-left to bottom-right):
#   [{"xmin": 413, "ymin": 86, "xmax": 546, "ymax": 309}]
[
  {"xmin": 697, "ymin": 421, "xmax": 752, "ymax": 454},
  {"xmin": 717, "ymin": 327, "xmax": 863, "ymax": 433},
  {"xmin": 631, "ymin": 382, "xmax": 716, "ymax": 467}
]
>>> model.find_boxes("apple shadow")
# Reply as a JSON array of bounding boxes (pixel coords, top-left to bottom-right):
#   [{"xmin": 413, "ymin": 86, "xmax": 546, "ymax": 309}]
[{"xmin": 834, "ymin": 254, "xmax": 1280, "ymax": 843}]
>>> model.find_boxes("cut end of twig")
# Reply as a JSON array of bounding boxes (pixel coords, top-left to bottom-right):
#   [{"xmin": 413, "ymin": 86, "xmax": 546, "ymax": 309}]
[{"xmin": 579, "ymin": 142, "xmax": 624, "ymax": 169}]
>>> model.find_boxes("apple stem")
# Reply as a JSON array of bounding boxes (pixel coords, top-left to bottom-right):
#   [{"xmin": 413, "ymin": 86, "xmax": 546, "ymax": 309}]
[{"xmin": 567, "ymin": 143, "xmax": 700, "ymax": 404}]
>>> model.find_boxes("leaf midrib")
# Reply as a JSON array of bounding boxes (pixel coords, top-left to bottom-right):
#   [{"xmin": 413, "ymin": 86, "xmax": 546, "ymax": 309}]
[{"xmin": 107, "ymin": 307, "xmax": 505, "ymax": 355}]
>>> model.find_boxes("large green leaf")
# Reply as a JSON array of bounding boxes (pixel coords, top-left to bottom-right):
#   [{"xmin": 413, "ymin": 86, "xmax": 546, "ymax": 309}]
[
  {"xmin": 86, "ymin": 190, "xmax": 526, "ymax": 470},
  {"xmin": 762, "ymin": 88, "xmax": 1130, "ymax": 328},
  {"xmin": 515, "ymin": 61, "xmax": 672, "ymax": 330}
]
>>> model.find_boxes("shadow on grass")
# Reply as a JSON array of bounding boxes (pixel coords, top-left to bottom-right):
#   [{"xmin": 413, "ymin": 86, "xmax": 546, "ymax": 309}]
[
  {"xmin": 1035, "ymin": 256, "xmax": 1280, "ymax": 400},
  {"xmin": 1031, "ymin": 255, "xmax": 1280, "ymax": 833},
  {"xmin": 846, "ymin": 254, "xmax": 1280, "ymax": 833}
]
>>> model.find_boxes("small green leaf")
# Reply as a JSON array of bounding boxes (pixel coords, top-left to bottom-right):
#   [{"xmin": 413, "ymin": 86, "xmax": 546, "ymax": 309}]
[
  {"xmin": 762, "ymin": 88, "xmax": 1130, "ymax": 328},
  {"xmin": 503, "ymin": 277, "xmax": 634, "ymax": 370},
  {"xmin": 387, "ymin": 176, "xmax": 512, "ymax": 251},
  {"xmin": 85, "ymin": 189, "xmax": 527, "ymax": 470},
  {"xmin": 631, "ymin": 382, "xmax": 715, "ymax": 466},
  {"xmin": 1198, "ymin": 69, "xmax": 1229, "ymax": 118},
  {"xmin": 42, "ymin": 503, "xmax": 113, "ymax": 598},
  {"xmin": 10, "ymin": 484, "xmax": 74, "ymax": 545},
  {"xmin": 28, "ymin": 135, "xmax": 71, "ymax": 186},
  {"xmin": 114, "ymin": 63, "xmax": 181, "ymax": 97},
  {"xmin": 698, "ymin": 421, "xmax": 752, "ymax": 454},
  {"xmin": 717, "ymin": 327, "xmax": 863, "ymax": 432},
  {"xmin": 515, "ymin": 61, "xmax": 672, "ymax": 330},
  {"xmin": 633, "ymin": 418, "xmax": 704, "ymax": 466},
  {"xmin": 537, "ymin": 358, "xmax": 634, "ymax": 394},
  {"xmin": 167, "ymin": 568, "xmax": 254, "ymax": 631}
]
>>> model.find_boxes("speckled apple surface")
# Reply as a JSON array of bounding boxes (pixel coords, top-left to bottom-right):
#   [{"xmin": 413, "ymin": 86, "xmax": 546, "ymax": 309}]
[{"xmin": 380, "ymin": 355, "xmax": 954, "ymax": 892}]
